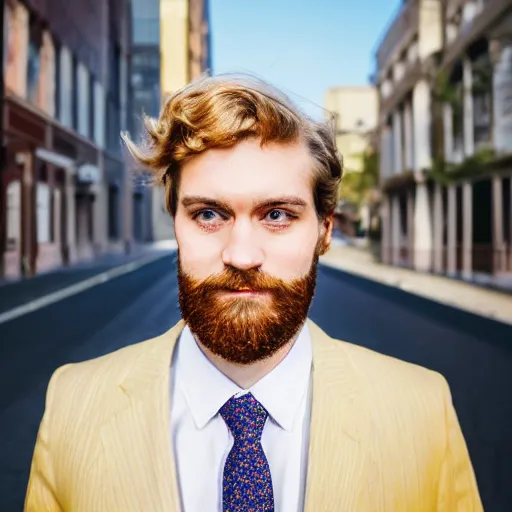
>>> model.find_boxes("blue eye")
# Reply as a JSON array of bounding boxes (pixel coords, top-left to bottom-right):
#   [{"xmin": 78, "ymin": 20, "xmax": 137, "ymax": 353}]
[
  {"xmin": 266, "ymin": 210, "xmax": 288, "ymax": 222},
  {"xmin": 195, "ymin": 209, "xmax": 218, "ymax": 222}
]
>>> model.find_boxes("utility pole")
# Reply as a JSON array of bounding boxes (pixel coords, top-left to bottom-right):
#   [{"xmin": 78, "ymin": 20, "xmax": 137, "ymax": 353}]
[{"xmin": 0, "ymin": 0, "xmax": 6, "ymax": 279}]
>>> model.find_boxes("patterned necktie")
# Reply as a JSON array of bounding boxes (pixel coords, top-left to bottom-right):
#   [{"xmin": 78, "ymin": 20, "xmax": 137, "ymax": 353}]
[{"xmin": 219, "ymin": 392, "xmax": 275, "ymax": 512}]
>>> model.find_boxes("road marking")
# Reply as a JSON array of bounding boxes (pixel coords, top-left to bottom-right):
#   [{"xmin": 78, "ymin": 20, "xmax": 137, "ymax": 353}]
[{"xmin": 0, "ymin": 251, "xmax": 175, "ymax": 325}]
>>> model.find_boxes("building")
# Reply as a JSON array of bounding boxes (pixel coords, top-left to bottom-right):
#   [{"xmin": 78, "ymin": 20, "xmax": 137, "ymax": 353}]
[
  {"xmin": 375, "ymin": 0, "xmax": 512, "ymax": 289},
  {"xmin": 1, "ymin": 0, "xmax": 133, "ymax": 279},
  {"xmin": 130, "ymin": 0, "xmax": 161, "ymax": 243},
  {"xmin": 325, "ymin": 86, "xmax": 378, "ymax": 173},
  {"xmin": 151, "ymin": 0, "xmax": 211, "ymax": 241},
  {"xmin": 325, "ymin": 86, "xmax": 378, "ymax": 236}
]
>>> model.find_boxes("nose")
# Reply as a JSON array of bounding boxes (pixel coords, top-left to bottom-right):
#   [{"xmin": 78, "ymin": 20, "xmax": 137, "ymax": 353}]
[{"xmin": 221, "ymin": 220, "xmax": 264, "ymax": 271}]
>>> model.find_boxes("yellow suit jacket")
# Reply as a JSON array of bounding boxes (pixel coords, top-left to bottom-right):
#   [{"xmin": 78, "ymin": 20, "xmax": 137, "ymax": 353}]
[{"xmin": 25, "ymin": 319, "xmax": 483, "ymax": 511}]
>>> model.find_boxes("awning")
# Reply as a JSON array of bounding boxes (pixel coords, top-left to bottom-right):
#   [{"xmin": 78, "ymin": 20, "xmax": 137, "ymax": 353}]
[{"xmin": 35, "ymin": 148, "xmax": 76, "ymax": 172}]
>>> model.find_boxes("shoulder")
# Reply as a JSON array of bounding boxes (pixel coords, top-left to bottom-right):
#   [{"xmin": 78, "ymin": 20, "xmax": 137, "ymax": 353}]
[
  {"xmin": 43, "ymin": 326, "xmax": 179, "ymax": 428},
  {"xmin": 343, "ymin": 337, "xmax": 445, "ymax": 386},
  {"xmin": 50, "ymin": 333, "xmax": 165, "ymax": 394},
  {"xmin": 309, "ymin": 320, "xmax": 449, "ymax": 399}
]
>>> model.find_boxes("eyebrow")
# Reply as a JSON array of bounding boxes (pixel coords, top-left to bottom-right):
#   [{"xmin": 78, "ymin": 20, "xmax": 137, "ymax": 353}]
[{"xmin": 181, "ymin": 195, "xmax": 308, "ymax": 209}]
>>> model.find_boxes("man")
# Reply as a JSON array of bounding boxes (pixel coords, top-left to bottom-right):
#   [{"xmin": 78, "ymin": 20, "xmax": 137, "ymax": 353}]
[{"xmin": 25, "ymin": 75, "xmax": 482, "ymax": 512}]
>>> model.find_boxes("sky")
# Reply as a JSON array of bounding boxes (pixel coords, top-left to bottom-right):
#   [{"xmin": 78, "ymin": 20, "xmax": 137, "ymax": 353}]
[{"xmin": 210, "ymin": 0, "xmax": 401, "ymax": 119}]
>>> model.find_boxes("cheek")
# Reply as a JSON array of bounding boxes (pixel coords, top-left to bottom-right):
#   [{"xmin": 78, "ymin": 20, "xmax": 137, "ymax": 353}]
[
  {"xmin": 263, "ymin": 229, "xmax": 319, "ymax": 279},
  {"xmin": 175, "ymin": 217, "xmax": 225, "ymax": 278}
]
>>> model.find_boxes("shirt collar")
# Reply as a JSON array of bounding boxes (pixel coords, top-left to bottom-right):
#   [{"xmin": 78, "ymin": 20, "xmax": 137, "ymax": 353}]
[{"xmin": 174, "ymin": 322, "xmax": 312, "ymax": 432}]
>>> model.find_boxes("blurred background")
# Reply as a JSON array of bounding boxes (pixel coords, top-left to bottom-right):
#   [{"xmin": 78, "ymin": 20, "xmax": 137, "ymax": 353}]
[{"xmin": 0, "ymin": 0, "xmax": 511, "ymax": 510}]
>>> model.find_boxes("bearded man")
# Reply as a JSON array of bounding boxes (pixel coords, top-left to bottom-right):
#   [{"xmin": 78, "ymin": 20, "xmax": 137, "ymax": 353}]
[{"xmin": 25, "ymin": 75, "xmax": 482, "ymax": 512}]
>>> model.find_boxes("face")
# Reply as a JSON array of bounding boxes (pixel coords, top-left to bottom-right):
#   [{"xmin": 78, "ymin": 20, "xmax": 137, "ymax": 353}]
[{"xmin": 175, "ymin": 138, "xmax": 333, "ymax": 364}]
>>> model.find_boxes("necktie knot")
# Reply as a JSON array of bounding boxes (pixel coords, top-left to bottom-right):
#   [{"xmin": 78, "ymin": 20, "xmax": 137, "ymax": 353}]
[{"xmin": 219, "ymin": 392, "xmax": 268, "ymax": 441}]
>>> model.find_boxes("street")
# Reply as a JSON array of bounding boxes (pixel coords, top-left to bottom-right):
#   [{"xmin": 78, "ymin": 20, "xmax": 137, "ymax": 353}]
[{"xmin": 1, "ymin": 252, "xmax": 511, "ymax": 511}]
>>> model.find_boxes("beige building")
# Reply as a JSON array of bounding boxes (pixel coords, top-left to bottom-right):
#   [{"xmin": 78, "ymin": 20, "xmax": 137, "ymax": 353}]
[
  {"xmin": 153, "ymin": 0, "xmax": 212, "ymax": 241},
  {"xmin": 324, "ymin": 86, "xmax": 378, "ymax": 235},
  {"xmin": 375, "ymin": 0, "xmax": 512, "ymax": 289},
  {"xmin": 325, "ymin": 86, "xmax": 378, "ymax": 174}
]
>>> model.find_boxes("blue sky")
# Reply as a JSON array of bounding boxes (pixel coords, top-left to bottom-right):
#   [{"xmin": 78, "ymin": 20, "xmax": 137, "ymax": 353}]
[{"xmin": 210, "ymin": 0, "xmax": 401, "ymax": 118}]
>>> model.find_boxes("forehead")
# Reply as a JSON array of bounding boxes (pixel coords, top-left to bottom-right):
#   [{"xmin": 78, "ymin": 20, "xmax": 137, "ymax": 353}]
[{"xmin": 179, "ymin": 138, "xmax": 315, "ymax": 202}]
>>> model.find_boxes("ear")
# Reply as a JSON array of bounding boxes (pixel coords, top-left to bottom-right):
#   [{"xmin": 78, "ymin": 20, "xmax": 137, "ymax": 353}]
[{"xmin": 318, "ymin": 215, "xmax": 334, "ymax": 255}]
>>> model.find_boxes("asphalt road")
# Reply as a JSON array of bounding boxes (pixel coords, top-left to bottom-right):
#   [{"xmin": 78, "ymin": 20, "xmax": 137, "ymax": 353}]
[{"xmin": 1, "ymin": 252, "xmax": 511, "ymax": 511}]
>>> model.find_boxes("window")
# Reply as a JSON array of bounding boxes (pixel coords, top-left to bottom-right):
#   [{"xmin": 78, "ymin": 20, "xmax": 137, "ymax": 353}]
[
  {"xmin": 106, "ymin": 42, "xmax": 121, "ymax": 152},
  {"xmin": 58, "ymin": 46, "xmax": 73, "ymax": 128},
  {"xmin": 6, "ymin": 181, "xmax": 21, "ymax": 251},
  {"xmin": 37, "ymin": 183, "xmax": 51, "ymax": 244},
  {"xmin": 77, "ymin": 63, "xmax": 90, "ymax": 138},
  {"xmin": 54, "ymin": 40, "xmax": 61, "ymax": 119},
  {"xmin": 71, "ymin": 55, "xmax": 79, "ymax": 131},
  {"xmin": 89, "ymin": 73, "xmax": 95, "ymax": 141},
  {"xmin": 27, "ymin": 15, "xmax": 41, "ymax": 104}
]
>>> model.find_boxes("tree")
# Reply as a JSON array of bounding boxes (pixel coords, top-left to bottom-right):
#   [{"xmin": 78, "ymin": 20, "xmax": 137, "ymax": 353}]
[{"xmin": 339, "ymin": 148, "xmax": 379, "ymax": 207}]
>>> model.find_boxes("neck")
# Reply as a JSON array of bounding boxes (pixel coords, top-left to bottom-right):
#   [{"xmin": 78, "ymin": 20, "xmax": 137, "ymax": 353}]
[{"xmin": 194, "ymin": 328, "xmax": 303, "ymax": 389}]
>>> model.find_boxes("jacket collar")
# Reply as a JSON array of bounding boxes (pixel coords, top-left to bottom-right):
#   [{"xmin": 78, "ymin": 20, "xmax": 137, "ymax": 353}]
[{"xmin": 108, "ymin": 319, "xmax": 373, "ymax": 511}]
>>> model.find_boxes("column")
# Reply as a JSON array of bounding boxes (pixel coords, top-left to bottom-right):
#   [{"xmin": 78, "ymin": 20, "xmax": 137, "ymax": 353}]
[
  {"xmin": 93, "ymin": 153, "xmax": 107, "ymax": 254},
  {"xmin": 403, "ymin": 101, "xmax": 414, "ymax": 171},
  {"xmin": 412, "ymin": 80, "xmax": 432, "ymax": 172},
  {"xmin": 432, "ymin": 182, "xmax": 444, "ymax": 273},
  {"xmin": 392, "ymin": 109, "xmax": 403, "ymax": 175},
  {"xmin": 379, "ymin": 125, "xmax": 392, "ymax": 181},
  {"xmin": 65, "ymin": 167, "xmax": 77, "ymax": 263},
  {"xmin": 413, "ymin": 179, "xmax": 433, "ymax": 272},
  {"xmin": 391, "ymin": 195, "xmax": 401, "ymax": 266},
  {"xmin": 443, "ymin": 103, "xmax": 454, "ymax": 162},
  {"xmin": 492, "ymin": 175, "xmax": 506, "ymax": 275},
  {"xmin": 462, "ymin": 181, "xmax": 473, "ymax": 280},
  {"xmin": 447, "ymin": 185, "xmax": 457, "ymax": 276},
  {"xmin": 123, "ymin": 161, "xmax": 134, "ymax": 253},
  {"xmin": 380, "ymin": 195, "xmax": 391, "ymax": 264},
  {"xmin": 463, "ymin": 58, "xmax": 474, "ymax": 157},
  {"xmin": 406, "ymin": 188, "xmax": 415, "ymax": 267},
  {"xmin": 21, "ymin": 151, "xmax": 35, "ymax": 276}
]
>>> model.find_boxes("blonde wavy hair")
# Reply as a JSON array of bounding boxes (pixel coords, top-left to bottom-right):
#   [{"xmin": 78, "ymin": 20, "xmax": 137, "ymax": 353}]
[{"xmin": 122, "ymin": 74, "xmax": 343, "ymax": 219}]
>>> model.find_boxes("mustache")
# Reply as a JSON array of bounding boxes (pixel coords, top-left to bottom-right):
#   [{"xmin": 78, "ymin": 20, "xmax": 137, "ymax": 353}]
[{"xmin": 184, "ymin": 267, "xmax": 296, "ymax": 293}]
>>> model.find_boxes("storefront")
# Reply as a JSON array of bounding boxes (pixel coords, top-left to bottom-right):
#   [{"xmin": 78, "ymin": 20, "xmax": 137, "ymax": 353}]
[{"xmin": 0, "ymin": 95, "xmax": 101, "ymax": 278}]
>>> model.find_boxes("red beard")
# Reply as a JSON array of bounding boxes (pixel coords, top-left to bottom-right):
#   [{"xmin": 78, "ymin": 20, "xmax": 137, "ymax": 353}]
[{"xmin": 178, "ymin": 255, "xmax": 318, "ymax": 364}]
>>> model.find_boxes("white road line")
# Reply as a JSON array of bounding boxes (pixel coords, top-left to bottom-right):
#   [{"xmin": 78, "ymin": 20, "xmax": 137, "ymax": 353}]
[{"xmin": 0, "ymin": 251, "xmax": 174, "ymax": 326}]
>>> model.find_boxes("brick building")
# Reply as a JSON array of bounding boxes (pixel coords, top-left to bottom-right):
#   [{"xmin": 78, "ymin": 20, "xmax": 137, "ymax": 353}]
[{"xmin": 1, "ymin": 0, "xmax": 134, "ymax": 279}]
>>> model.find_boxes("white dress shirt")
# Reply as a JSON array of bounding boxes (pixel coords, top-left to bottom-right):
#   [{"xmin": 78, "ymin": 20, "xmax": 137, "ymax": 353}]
[{"xmin": 170, "ymin": 322, "xmax": 313, "ymax": 512}]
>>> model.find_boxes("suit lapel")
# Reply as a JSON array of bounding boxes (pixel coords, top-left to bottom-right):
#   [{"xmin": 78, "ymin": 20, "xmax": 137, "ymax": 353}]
[
  {"xmin": 95, "ymin": 318, "xmax": 375, "ymax": 510},
  {"xmin": 99, "ymin": 321, "xmax": 186, "ymax": 512},
  {"xmin": 304, "ymin": 320, "xmax": 375, "ymax": 511}
]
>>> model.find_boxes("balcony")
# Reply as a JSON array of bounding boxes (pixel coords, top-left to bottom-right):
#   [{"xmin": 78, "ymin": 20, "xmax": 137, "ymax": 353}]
[
  {"xmin": 379, "ymin": 59, "xmax": 424, "ymax": 116},
  {"xmin": 442, "ymin": 0, "xmax": 511, "ymax": 69},
  {"xmin": 376, "ymin": 0, "xmax": 420, "ymax": 74}
]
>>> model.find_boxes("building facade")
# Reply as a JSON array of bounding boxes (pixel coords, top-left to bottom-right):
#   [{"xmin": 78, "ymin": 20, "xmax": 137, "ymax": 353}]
[
  {"xmin": 151, "ymin": 0, "xmax": 211, "ymax": 241},
  {"xmin": 1, "ymin": 0, "xmax": 134, "ymax": 279},
  {"xmin": 325, "ymin": 86, "xmax": 378, "ymax": 235},
  {"xmin": 375, "ymin": 0, "xmax": 512, "ymax": 289},
  {"xmin": 130, "ymin": 0, "xmax": 161, "ymax": 243},
  {"xmin": 325, "ymin": 86, "xmax": 378, "ymax": 173}
]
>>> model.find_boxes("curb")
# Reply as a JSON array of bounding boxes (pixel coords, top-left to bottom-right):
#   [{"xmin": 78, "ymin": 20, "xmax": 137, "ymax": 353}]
[{"xmin": 319, "ymin": 256, "xmax": 512, "ymax": 326}]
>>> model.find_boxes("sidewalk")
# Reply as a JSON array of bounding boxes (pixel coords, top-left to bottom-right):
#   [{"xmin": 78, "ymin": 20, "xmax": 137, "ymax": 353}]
[
  {"xmin": 0, "ymin": 241, "xmax": 178, "ymax": 316},
  {"xmin": 320, "ymin": 239, "xmax": 512, "ymax": 326}
]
